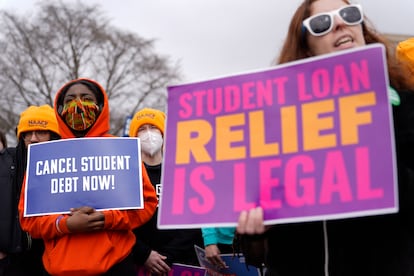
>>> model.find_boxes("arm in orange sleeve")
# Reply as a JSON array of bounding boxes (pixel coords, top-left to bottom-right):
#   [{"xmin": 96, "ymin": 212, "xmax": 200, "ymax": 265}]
[
  {"xmin": 18, "ymin": 175, "xmax": 68, "ymax": 239},
  {"xmin": 103, "ymin": 163, "xmax": 157, "ymax": 230},
  {"xmin": 19, "ymin": 163, "xmax": 157, "ymax": 234}
]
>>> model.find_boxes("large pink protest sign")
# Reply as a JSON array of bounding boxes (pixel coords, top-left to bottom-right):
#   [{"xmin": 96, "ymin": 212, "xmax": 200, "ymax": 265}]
[{"xmin": 158, "ymin": 44, "xmax": 397, "ymax": 228}]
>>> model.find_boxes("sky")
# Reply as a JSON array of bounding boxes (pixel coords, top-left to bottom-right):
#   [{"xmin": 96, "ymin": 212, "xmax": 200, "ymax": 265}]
[{"xmin": 0, "ymin": 0, "xmax": 413, "ymax": 83}]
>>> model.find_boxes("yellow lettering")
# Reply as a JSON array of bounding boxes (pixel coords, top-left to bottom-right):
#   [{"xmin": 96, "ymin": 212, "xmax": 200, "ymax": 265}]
[
  {"xmin": 302, "ymin": 99, "xmax": 336, "ymax": 151},
  {"xmin": 176, "ymin": 120, "xmax": 212, "ymax": 164},
  {"xmin": 339, "ymin": 92, "xmax": 375, "ymax": 145},
  {"xmin": 216, "ymin": 113, "xmax": 246, "ymax": 160}
]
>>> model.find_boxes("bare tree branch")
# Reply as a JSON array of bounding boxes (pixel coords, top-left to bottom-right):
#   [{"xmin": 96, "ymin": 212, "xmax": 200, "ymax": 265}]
[{"xmin": 0, "ymin": 0, "xmax": 181, "ymax": 143}]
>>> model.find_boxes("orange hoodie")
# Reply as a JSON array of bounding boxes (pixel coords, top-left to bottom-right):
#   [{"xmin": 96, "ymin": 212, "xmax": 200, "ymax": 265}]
[{"xmin": 18, "ymin": 78, "xmax": 158, "ymax": 275}]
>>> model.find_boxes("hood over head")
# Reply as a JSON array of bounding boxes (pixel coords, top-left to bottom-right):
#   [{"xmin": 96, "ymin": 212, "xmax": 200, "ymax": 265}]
[{"xmin": 54, "ymin": 78, "xmax": 111, "ymax": 138}]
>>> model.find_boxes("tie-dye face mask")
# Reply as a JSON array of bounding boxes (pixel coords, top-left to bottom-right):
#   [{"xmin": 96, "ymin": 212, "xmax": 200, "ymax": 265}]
[{"xmin": 61, "ymin": 98, "xmax": 100, "ymax": 131}]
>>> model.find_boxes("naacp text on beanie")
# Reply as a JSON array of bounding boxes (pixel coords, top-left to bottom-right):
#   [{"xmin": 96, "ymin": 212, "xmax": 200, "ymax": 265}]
[
  {"xmin": 17, "ymin": 105, "xmax": 60, "ymax": 139},
  {"xmin": 129, "ymin": 108, "xmax": 166, "ymax": 137}
]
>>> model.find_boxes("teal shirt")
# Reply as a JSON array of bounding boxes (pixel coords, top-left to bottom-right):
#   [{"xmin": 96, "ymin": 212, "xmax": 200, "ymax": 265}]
[{"xmin": 201, "ymin": 227, "xmax": 236, "ymax": 246}]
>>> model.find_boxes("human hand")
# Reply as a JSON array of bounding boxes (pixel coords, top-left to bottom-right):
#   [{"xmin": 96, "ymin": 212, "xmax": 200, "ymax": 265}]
[
  {"xmin": 144, "ymin": 250, "xmax": 171, "ymax": 275},
  {"xmin": 205, "ymin": 244, "xmax": 228, "ymax": 269},
  {"xmin": 237, "ymin": 207, "xmax": 266, "ymax": 235},
  {"xmin": 66, "ymin": 206, "xmax": 105, "ymax": 233}
]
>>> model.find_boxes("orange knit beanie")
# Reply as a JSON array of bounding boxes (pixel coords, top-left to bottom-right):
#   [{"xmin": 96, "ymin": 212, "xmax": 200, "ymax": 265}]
[
  {"xmin": 396, "ymin": 37, "xmax": 414, "ymax": 75},
  {"xmin": 129, "ymin": 108, "xmax": 166, "ymax": 137},
  {"xmin": 17, "ymin": 105, "xmax": 60, "ymax": 139}
]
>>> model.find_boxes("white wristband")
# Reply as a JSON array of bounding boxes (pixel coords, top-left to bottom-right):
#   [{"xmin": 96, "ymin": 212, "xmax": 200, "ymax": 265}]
[{"xmin": 55, "ymin": 215, "xmax": 64, "ymax": 234}]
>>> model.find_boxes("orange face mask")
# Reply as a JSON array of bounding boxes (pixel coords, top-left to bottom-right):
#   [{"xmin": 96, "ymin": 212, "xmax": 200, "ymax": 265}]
[{"xmin": 61, "ymin": 98, "xmax": 100, "ymax": 131}]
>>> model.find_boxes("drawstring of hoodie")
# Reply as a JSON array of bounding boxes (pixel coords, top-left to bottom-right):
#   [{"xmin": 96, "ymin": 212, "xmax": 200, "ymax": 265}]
[{"xmin": 323, "ymin": 220, "xmax": 329, "ymax": 276}]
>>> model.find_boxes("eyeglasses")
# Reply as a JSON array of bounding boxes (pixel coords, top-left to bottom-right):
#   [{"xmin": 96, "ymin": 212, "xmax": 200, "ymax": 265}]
[
  {"xmin": 22, "ymin": 130, "xmax": 50, "ymax": 141},
  {"xmin": 302, "ymin": 4, "xmax": 363, "ymax": 37}
]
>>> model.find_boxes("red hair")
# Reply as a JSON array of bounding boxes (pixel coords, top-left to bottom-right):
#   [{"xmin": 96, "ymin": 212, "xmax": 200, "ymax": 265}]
[{"xmin": 276, "ymin": 0, "xmax": 413, "ymax": 90}]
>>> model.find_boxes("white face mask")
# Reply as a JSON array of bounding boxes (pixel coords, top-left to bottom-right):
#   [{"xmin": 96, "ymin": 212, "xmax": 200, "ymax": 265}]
[{"xmin": 139, "ymin": 130, "xmax": 163, "ymax": 156}]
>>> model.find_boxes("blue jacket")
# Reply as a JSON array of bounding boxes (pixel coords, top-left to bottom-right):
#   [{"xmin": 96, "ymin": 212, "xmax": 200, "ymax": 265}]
[{"xmin": 202, "ymin": 227, "xmax": 235, "ymax": 246}]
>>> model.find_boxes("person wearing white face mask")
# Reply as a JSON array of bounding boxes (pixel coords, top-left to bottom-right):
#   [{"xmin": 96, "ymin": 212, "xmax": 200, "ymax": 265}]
[
  {"xmin": 129, "ymin": 108, "xmax": 203, "ymax": 275},
  {"xmin": 137, "ymin": 123, "xmax": 164, "ymax": 164}
]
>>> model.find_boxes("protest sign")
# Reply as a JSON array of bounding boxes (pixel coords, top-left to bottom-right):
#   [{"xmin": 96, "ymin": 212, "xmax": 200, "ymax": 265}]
[
  {"xmin": 194, "ymin": 245, "xmax": 261, "ymax": 276},
  {"xmin": 24, "ymin": 137, "xmax": 143, "ymax": 216},
  {"xmin": 159, "ymin": 44, "xmax": 397, "ymax": 228},
  {"xmin": 136, "ymin": 263, "xmax": 206, "ymax": 276}
]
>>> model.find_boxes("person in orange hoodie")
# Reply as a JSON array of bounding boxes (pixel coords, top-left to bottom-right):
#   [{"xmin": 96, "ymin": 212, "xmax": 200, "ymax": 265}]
[{"xmin": 18, "ymin": 78, "xmax": 158, "ymax": 276}]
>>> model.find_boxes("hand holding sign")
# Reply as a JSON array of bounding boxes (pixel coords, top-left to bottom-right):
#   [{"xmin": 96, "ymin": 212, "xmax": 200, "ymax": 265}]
[
  {"xmin": 237, "ymin": 207, "xmax": 266, "ymax": 235},
  {"xmin": 205, "ymin": 244, "xmax": 228, "ymax": 269},
  {"xmin": 66, "ymin": 206, "xmax": 105, "ymax": 232}
]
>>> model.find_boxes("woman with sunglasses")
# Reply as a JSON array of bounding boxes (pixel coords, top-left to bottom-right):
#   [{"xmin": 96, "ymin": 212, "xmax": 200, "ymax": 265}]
[{"xmin": 236, "ymin": 0, "xmax": 414, "ymax": 275}]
